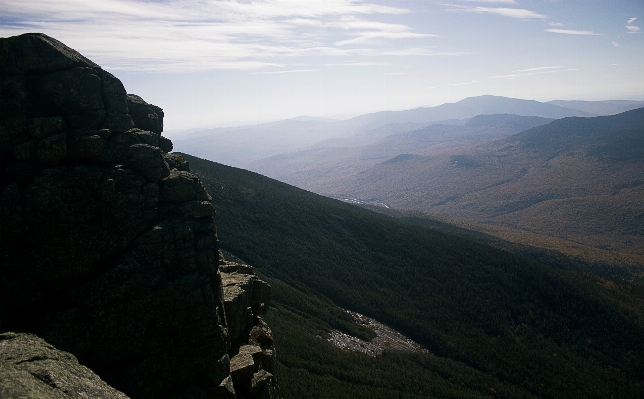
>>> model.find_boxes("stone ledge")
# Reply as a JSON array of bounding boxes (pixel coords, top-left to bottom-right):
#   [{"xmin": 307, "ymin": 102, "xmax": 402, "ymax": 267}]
[{"xmin": 0, "ymin": 332, "xmax": 129, "ymax": 399}]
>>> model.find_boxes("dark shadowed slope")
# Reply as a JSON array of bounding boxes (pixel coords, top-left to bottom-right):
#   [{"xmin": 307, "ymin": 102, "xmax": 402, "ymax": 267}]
[{"xmin": 184, "ymin": 153, "xmax": 644, "ymax": 399}]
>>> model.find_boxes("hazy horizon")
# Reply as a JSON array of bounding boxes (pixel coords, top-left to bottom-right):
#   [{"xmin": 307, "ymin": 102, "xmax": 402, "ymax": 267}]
[{"xmin": 2, "ymin": 0, "xmax": 643, "ymax": 132}]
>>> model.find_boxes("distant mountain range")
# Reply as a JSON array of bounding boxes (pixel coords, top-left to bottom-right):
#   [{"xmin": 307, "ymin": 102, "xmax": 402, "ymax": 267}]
[
  {"xmin": 173, "ymin": 95, "xmax": 643, "ymax": 167},
  {"xmin": 305, "ymin": 108, "xmax": 644, "ymax": 255},
  {"xmin": 344, "ymin": 95, "xmax": 592, "ymax": 131},
  {"xmin": 548, "ymin": 99, "xmax": 644, "ymax": 115},
  {"xmin": 174, "ymin": 96, "xmax": 644, "ymax": 258},
  {"xmin": 250, "ymin": 113, "xmax": 555, "ymax": 190}
]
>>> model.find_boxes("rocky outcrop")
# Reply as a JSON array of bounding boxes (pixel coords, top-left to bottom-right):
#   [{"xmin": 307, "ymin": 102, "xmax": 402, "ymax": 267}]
[
  {"xmin": 0, "ymin": 33, "xmax": 278, "ymax": 399},
  {"xmin": 0, "ymin": 332, "xmax": 130, "ymax": 399},
  {"xmin": 220, "ymin": 253, "xmax": 279, "ymax": 399}
]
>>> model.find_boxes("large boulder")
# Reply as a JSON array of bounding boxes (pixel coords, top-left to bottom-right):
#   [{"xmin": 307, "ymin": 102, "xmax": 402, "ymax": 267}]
[{"xmin": 127, "ymin": 94, "xmax": 164, "ymax": 135}]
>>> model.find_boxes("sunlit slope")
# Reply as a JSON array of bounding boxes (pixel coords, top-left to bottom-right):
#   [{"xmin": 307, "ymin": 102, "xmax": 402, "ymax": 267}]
[
  {"xmin": 380, "ymin": 208, "xmax": 644, "ymax": 274},
  {"xmin": 183, "ymin": 153, "xmax": 644, "ymax": 399},
  {"xmin": 328, "ymin": 108, "xmax": 644, "ymax": 255}
]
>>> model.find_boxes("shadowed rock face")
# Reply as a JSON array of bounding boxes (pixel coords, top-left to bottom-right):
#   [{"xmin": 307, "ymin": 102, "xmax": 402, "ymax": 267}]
[{"xmin": 0, "ymin": 33, "xmax": 262, "ymax": 398}]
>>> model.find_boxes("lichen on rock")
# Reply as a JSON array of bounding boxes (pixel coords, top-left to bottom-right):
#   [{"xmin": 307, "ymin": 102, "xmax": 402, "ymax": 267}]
[{"xmin": 0, "ymin": 332, "xmax": 130, "ymax": 399}]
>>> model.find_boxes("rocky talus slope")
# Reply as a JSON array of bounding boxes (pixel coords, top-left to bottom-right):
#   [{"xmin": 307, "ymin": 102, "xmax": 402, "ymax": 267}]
[
  {"xmin": 0, "ymin": 33, "xmax": 278, "ymax": 399},
  {"xmin": 327, "ymin": 309, "xmax": 428, "ymax": 357}
]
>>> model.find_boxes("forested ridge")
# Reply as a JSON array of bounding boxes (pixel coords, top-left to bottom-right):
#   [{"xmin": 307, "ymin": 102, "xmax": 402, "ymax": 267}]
[
  {"xmin": 183, "ymin": 153, "xmax": 644, "ymax": 398},
  {"xmin": 312, "ymin": 108, "xmax": 644, "ymax": 256}
]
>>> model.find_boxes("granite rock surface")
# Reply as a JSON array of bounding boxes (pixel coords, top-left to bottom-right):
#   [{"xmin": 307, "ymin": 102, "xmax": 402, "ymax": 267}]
[
  {"xmin": 0, "ymin": 332, "xmax": 130, "ymax": 399},
  {"xmin": 220, "ymin": 253, "xmax": 279, "ymax": 399}
]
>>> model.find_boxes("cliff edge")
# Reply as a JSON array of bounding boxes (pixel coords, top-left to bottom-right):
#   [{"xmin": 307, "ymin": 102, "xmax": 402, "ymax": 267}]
[{"xmin": 0, "ymin": 33, "xmax": 277, "ymax": 399}]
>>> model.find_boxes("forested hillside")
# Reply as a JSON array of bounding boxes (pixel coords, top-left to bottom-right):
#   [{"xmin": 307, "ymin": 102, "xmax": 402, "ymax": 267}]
[
  {"xmin": 311, "ymin": 108, "xmax": 644, "ymax": 256},
  {"xmin": 251, "ymin": 114, "xmax": 553, "ymax": 191},
  {"xmin": 184, "ymin": 153, "xmax": 644, "ymax": 399}
]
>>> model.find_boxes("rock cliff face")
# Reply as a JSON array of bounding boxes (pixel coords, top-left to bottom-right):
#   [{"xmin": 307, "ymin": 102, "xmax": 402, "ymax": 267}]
[{"xmin": 0, "ymin": 33, "xmax": 277, "ymax": 399}]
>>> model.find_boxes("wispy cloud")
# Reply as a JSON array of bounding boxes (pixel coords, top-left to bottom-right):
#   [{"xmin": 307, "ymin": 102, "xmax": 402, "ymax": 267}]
[
  {"xmin": 626, "ymin": 17, "xmax": 640, "ymax": 33},
  {"xmin": 548, "ymin": 22, "xmax": 564, "ymax": 26},
  {"xmin": 378, "ymin": 48, "xmax": 468, "ymax": 56},
  {"xmin": 0, "ymin": 0, "xmax": 437, "ymax": 72},
  {"xmin": 612, "ymin": 41, "xmax": 619, "ymax": 47},
  {"xmin": 545, "ymin": 29, "xmax": 601, "ymax": 35},
  {"xmin": 517, "ymin": 66, "xmax": 563, "ymax": 72},
  {"xmin": 456, "ymin": 6, "xmax": 547, "ymax": 19},
  {"xmin": 488, "ymin": 68, "xmax": 564, "ymax": 79},
  {"xmin": 487, "ymin": 73, "xmax": 519, "ymax": 79},
  {"xmin": 334, "ymin": 17, "xmax": 436, "ymax": 46},
  {"xmin": 252, "ymin": 68, "xmax": 320, "ymax": 74},
  {"xmin": 347, "ymin": 62, "xmax": 386, "ymax": 66}
]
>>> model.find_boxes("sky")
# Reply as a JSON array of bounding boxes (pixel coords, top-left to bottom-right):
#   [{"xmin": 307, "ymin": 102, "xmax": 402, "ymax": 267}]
[{"xmin": 1, "ymin": 0, "xmax": 643, "ymax": 134}]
